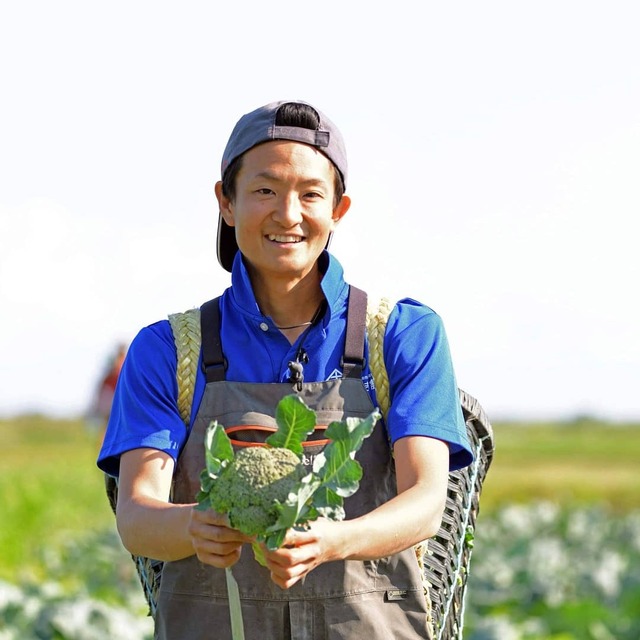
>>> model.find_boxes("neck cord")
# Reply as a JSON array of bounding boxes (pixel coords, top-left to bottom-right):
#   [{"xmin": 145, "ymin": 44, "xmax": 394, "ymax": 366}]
[
  {"xmin": 286, "ymin": 300, "xmax": 327, "ymax": 390},
  {"xmin": 275, "ymin": 301, "xmax": 325, "ymax": 330}
]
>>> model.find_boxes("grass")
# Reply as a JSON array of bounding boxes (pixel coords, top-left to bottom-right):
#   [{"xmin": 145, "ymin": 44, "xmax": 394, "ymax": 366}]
[
  {"xmin": 0, "ymin": 415, "xmax": 115, "ymax": 583},
  {"xmin": 480, "ymin": 419, "xmax": 640, "ymax": 513},
  {"xmin": 2, "ymin": 414, "xmax": 639, "ymax": 583}
]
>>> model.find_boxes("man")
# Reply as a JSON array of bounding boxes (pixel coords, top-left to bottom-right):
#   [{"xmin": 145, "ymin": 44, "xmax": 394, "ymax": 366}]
[{"xmin": 98, "ymin": 100, "xmax": 472, "ymax": 639}]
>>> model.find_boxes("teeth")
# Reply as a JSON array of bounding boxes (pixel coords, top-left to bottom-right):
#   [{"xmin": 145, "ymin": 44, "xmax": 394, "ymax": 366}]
[{"xmin": 268, "ymin": 235, "xmax": 302, "ymax": 243}]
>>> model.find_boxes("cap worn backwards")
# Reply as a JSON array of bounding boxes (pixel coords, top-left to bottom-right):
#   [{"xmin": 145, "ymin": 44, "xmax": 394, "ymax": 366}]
[{"xmin": 216, "ymin": 100, "xmax": 348, "ymax": 272}]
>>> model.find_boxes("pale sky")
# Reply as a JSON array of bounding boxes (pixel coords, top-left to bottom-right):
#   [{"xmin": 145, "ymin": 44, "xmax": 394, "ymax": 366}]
[{"xmin": 1, "ymin": 1, "xmax": 638, "ymax": 421}]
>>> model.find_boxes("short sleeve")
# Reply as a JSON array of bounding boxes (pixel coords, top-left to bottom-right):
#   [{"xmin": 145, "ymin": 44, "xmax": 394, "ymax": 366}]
[
  {"xmin": 97, "ymin": 321, "xmax": 188, "ymax": 476},
  {"xmin": 383, "ymin": 299, "xmax": 473, "ymax": 471}
]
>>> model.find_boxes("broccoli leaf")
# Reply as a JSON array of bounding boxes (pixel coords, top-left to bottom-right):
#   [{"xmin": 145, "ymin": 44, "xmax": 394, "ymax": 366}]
[
  {"xmin": 257, "ymin": 406, "xmax": 380, "ymax": 547},
  {"xmin": 315, "ymin": 445, "xmax": 364, "ymax": 497},
  {"xmin": 308, "ymin": 485, "xmax": 345, "ymax": 521},
  {"xmin": 313, "ymin": 410, "xmax": 380, "ymax": 496},
  {"xmin": 204, "ymin": 420, "xmax": 234, "ymax": 477},
  {"xmin": 324, "ymin": 412, "xmax": 381, "ymax": 453},
  {"xmin": 195, "ymin": 469, "xmax": 215, "ymax": 508},
  {"xmin": 261, "ymin": 474, "xmax": 321, "ymax": 545},
  {"xmin": 263, "ymin": 528, "xmax": 288, "ymax": 552},
  {"xmin": 196, "ymin": 422, "xmax": 234, "ymax": 511},
  {"xmin": 266, "ymin": 394, "xmax": 316, "ymax": 454},
  {"xmin": 251, "ymin": 542, "xmax": 268, "ymax": 568}
]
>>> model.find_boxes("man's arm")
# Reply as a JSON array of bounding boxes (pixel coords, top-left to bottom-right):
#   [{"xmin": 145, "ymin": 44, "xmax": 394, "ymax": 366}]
[
  {"xmin": 116, "ymin": 448, "xmax": 250, "ymax": 565},
  {"xmin": 116, "ymin": 448, "xmax": 195, "ymax": 560}
]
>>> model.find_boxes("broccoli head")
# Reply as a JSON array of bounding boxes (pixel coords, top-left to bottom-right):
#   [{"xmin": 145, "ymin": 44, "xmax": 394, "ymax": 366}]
[{"xmin": 208, "ymin": 446, "xmax": 306, "ymax": 537}]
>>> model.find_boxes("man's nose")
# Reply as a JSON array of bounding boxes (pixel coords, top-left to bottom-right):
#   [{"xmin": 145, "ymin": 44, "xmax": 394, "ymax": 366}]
[{"xmin": 273, "ymin": 193, "xmax": 303, "ymax": 225}]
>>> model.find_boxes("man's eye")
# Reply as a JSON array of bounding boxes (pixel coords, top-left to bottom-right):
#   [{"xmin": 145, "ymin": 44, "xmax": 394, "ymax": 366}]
[{"xmin": 257, "ymin": 188, "xmax": 273, "ymax": 195}]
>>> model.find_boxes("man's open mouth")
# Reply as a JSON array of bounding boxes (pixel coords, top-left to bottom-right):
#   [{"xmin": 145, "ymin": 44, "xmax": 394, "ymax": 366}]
[{"xmin": 267, "ymin": 234, "xmax": 304, "ymax": 243}]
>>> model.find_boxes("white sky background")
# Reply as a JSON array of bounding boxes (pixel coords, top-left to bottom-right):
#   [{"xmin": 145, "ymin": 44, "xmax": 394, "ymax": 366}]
[{"xmin": 1, "ymin": 1, "xmax": 638, "ymax": 421}]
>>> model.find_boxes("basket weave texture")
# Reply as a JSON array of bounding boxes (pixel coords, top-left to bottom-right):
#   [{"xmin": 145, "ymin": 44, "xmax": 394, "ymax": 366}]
[
  {"xmin": 105, "ymin": 301, "xmax": 495, "ymax": 637},
  {"xmin": 428, "ymin": 389, "xmax": 494, "ymax": 639}
]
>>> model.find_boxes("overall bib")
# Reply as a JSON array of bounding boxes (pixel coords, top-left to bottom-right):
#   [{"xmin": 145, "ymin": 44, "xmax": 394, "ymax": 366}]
[{"xmin": 155, "ymin": 290, "xmax": 432, "ymax": 639}]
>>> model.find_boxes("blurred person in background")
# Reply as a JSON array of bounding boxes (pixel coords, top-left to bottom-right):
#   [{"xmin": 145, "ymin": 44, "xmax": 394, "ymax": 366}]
[{"xmin": 87, "ymin": 343, "xmax": 127, "ymax": 447}]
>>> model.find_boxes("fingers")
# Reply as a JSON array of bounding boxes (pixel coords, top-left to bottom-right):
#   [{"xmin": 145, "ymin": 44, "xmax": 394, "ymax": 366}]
[
  {"xmin": 190, "ymin": 506, "xmax": 232, "ymax": 528},
  {"xmin": 194, "ymin": 538, "xmax": 244, "ymax": 568},
  {"xmin": 270, "ymin": 552, "xmax": 318, "ymax": 590},
  {"xmin": 266, "ymin": 545, "xmax": 316, "ymax": 589},
  {"xmin": 261, "ymin": 528, "xmax": 322, "ymax": 589},
  {"xmin": 188, "ymin": 507, "xmax": 252, "ymax": 569}
]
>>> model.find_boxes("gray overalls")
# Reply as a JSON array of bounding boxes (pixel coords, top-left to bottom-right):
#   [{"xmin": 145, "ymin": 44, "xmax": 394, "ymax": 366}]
[{"xmin": 155, "ymin": 288, "xmax": 432, "ymax": 639}]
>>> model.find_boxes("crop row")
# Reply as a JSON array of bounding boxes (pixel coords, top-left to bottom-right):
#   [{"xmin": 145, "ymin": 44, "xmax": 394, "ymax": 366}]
[{"xmin": 1, "ymin": 503, "xmax": 638, "ymax": 639}]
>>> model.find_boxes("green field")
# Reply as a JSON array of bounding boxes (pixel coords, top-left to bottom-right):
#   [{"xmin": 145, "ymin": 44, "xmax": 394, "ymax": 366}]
[
  {"xmin": 2, "ymin": 414, "xmax": 638, "ymax": 583},
  {"xmin": 2, "ymin": 415, "xmax": 640, "ymax": 639},
  {"xmin": 481, "ymin": 418, "xmax": 640, "ymax": 512},
  {"xmin": 1, "ymin": 415, "xmax": 115, "ymax": 583}
]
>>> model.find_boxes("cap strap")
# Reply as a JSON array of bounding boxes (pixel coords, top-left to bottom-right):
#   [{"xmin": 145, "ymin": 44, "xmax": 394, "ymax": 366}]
[{"xmin": 272, "ymin": 125, "xmax": 330, "ymax": 148}]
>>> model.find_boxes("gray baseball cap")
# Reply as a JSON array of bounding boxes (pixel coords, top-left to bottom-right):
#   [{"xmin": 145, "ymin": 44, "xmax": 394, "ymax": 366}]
[{"xmin": 216, "ymin": 100, "xmax": 348, "ymax": 272}]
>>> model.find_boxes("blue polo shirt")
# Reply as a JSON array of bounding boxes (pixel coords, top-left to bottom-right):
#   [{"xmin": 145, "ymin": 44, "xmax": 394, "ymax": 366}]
[{"xmin": 98, "ymin": 252, "xmax": 473, "ymax": 476}]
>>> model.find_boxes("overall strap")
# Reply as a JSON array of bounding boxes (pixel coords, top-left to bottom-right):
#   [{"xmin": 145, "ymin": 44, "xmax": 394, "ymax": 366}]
[
  {"xmin": 171, "ymin": 291, "xmax": 391, "ymax": 424},
  {"xmin": 200, "ymin": 297, "xmax": 226, "ymax": 383},
  {"xmin": 342, "ymin": 285, "xmax": 368, "ymax": 379},
  {"xmin": 199, "ymin": 287, "xmax": 369, "ymax": 383}
]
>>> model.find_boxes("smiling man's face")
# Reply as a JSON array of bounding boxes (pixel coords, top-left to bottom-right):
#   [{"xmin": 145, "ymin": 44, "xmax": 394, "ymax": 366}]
[{"xmin": 217, "ymin": 140, "xmax": 350, "ymax": 285}]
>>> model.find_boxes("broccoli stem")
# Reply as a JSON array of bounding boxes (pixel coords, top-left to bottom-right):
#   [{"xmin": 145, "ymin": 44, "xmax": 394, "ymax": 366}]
[{"xmin": 225, "ymin": 567, "xmax": 245, "ymax": 640}]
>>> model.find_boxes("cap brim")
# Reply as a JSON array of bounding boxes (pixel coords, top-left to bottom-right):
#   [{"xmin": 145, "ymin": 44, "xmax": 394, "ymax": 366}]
[{"xmin": 216, "ymin": 215, "xmax": 238, "ymax": 272}]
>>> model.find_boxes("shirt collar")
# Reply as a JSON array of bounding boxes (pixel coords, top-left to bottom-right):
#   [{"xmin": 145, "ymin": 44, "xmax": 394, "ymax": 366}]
[{"xmin": 229, "ymin": 251, "xmax": 349, "ymax": 322}]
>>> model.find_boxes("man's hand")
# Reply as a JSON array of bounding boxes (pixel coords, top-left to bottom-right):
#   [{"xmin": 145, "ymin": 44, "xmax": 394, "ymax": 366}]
[
  {"xmin": 189, "ymin": 508, "xmax": 253, "ymax": 569},
  {"xmin": 259, "ymin": 519, "xmax": 339, "ymax": 589}
]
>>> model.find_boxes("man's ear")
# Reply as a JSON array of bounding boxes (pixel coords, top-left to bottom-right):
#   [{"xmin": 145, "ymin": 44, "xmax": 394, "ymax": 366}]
[
  {"xmin": 331, "ymin": 195, "xmax": 351, "ymax": 227},
  {"xmin": 215, "ymin": 181, "xmax": 235, "ymax": 226}
]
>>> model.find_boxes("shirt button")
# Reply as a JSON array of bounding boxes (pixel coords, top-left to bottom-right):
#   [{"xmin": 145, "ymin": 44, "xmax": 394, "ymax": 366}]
[{"xmin": 259, "ymin": 322, "xmax": 269, "ymax": 332}]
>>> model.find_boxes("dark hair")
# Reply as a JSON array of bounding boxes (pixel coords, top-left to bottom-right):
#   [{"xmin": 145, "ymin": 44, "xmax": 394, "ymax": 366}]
[{"xmin": 221, "ymin": 103, "xmax": 345, "ymax": 207}]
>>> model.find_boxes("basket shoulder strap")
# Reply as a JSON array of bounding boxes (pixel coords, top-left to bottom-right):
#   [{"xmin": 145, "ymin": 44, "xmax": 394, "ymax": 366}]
[
  {"xmin": 365, "ymin": 297, "xmax": 393, "ymax": 420},
  {"xmin": 366, "ymin": 296, "xmax": 434, "ymax": 634},
  {"xmin": 168, "ymin": 308, "xmax": 202, "ymax": 427}
]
